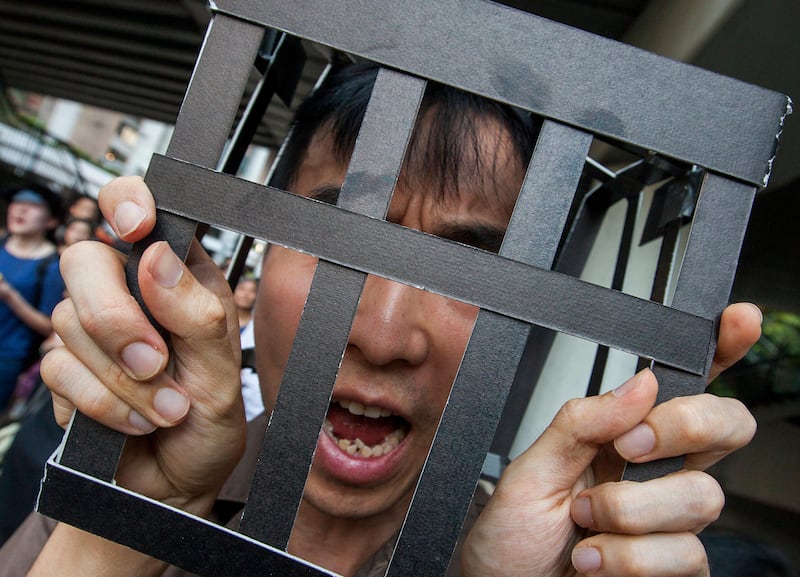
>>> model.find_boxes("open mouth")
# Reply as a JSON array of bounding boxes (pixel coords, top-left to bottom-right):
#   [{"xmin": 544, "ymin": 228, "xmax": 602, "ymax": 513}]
[{"xmin": 323, "ymin": 400, "xmax": 409, "ymax": 458}]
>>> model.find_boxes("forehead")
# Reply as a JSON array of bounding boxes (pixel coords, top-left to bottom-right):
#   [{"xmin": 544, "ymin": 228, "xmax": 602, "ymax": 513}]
[
  {"xmin": 10, "ymin": 198, "xmax": 48, "ymax": 211},
  {"xmin": 291, "ymin": 113, "xmax": 525, "ymax": 224},
  {"xmin": 67, "ymin": 220, "xmax": 92, "ymax": 231},
  {"xmin": 73, "ymin": 197, "xmax": 97, "ymax": 210}
]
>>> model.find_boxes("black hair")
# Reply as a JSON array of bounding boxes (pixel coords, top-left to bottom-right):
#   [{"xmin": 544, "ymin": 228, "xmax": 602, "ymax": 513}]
[{"xmin": 270, "ymin": 61, "xmax": 539, "ymax": 210}]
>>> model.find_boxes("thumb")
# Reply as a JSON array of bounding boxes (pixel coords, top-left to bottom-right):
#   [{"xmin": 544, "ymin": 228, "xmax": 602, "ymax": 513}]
[{"xmin": 509, "ymin": 369, "xmax": 658, "ymax": 497}]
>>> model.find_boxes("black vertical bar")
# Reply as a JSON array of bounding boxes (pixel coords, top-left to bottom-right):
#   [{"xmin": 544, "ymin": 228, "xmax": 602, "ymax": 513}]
[
  {"xmin": 650, "ymin": 220, "xmax": 682, "ymax": 305},
  {"xmin": 634, "ymin": 221, "xmax": 682, "ymax": 373},
  {"xmin": 222, "ymin": 32, "xmax": 305, "ymax": 287},
  {"xmin": 387, "ymin": 122, "xmax": 592, "ymax": 577},
  {"xmin": 586, "ymin": 194, "xmax": 640, "ymax": 396},
  {"xmin": 624, "ymin": 173, "xmax": 757, "ymax": 481},
  {"xmin": 491, "ymin": 183, "xmax": 604, "ymax": 456},
  {"xmin": 239, "ymin": 69, "xmax": 426, "ymax": 547}
]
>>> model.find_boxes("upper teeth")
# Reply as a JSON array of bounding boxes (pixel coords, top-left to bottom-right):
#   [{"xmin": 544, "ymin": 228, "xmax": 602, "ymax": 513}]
[{"xmin": 338, "ymin": 399, "xmax": 393, "ymax": 418}]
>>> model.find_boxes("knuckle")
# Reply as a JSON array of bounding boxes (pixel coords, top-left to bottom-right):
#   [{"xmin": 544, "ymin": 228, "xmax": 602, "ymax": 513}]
[
  {"xmin": 689, "ymin": 472, "xmax": 724, "ymax": 521},
  {"xmin": 725, "ymin": 397, "xmax": 757, "ymax": 444},
  {"xmin": 672, "ymin": 400, "xmax": 708, "ymax": 444},
  {"xmin": 60, "ymin": 239, "xmax": 97, "ymax": 272},
  {"xmin": 558, "ymin": 398, "xmax": 585, "ymax": 430},
  {"xmin": 80, "ymin": 388, "xmax": 117, "ymax": 421},
  {"xmin": 600, "ymin": 485, "xmax": 644, "ymax": 533},
  {"xmin": 682, "ymin": 534, "xmax": 709, "ymax": 572},
  {"xmin": 189, "ymin": 295, "xmax": 229, "ymax": 340},
  {"xmin": 51, "ymin": 394, "xmax": 74, "ymax": 429},
  {"xmin": 79, "ymin": 299, "xmax": 132, "ymax": 338},
  {"xmin": 612, "ymin": 544, "xmax": 650, "ymax": 576},
  {"xmin": 39, "ymin": 349, "xmax": 63, "ymax": 391},
  {"xmin": 50, "ymin": 298, "xmax": 74, "ymax": 335}
]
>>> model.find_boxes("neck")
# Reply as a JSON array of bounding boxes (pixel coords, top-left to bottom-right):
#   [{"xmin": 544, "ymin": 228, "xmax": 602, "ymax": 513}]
[
  {"xmin": 288, "ymin": 497, "xmax": 408, "ymax": 577},
  {"xmin": 6, "ymin": 234, "xmax": 53, "ymax": 258}
]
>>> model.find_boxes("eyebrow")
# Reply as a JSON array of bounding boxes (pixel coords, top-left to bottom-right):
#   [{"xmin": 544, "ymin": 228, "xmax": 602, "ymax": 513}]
[
  {"xmin": 435, "ymin": 223, "xmax": 506, "ymax": 254},
  {"xmin": 308, "ymin": 185, "xmax": 506, "ymax": 253}
]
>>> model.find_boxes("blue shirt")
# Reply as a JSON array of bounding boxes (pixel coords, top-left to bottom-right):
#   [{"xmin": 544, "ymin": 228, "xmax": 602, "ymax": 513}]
[{"xmin": 0, "ymin": 246, "xmax": 65, "ymax": 362}]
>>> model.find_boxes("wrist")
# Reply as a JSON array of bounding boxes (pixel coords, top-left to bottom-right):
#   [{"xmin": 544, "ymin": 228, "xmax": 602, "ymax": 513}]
[{"xmin": 30, "ymin": 522, "xmax": 168, "ymax": 577}]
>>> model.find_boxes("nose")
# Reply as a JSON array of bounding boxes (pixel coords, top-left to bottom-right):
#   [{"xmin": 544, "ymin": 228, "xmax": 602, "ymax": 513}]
[{"xmin": 348, "ymin": 275, "xmax": 430, "ymax": 367}]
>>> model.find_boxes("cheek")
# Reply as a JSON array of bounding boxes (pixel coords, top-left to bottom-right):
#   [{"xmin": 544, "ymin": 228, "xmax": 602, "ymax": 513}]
[
  {"xmin": 254, "ymin": 247, "xmax": 319, "ymax": 407},
  {"xmin": 33, "ymin": 210, "xmax": 50, "ymax": 226},
  {"xmin": 425, "ymin": 296, "xmax": 480, "ymax": 406}
]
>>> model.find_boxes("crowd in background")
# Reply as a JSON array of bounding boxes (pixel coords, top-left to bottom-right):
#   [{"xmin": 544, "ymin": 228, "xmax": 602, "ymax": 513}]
[
  {"xmin": 0, "ymin": 183, "xmax": 108, "ymax": 543},
  {"xmin": 0, "ymin": 184, "xmax": 108, "ymax": 420}
]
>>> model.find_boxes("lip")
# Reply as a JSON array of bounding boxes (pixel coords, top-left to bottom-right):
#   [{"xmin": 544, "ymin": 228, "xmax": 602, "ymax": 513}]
[
  {"xmin": 315, "ymin": 425, "xmax": 410, "ymax": 486},
  {"xmin": 314, "ymin": 397, "xmax": 411, "ymax": 486}
]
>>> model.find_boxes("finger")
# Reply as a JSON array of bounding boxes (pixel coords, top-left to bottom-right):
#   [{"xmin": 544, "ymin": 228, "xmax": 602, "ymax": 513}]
[
  {"xmin": 504, "ymin": 369, "xmax": 658, "ymax": 498},
  {"xmin": 614, "ymin": 393, "xmax": 756, "ymax": 470},
  {"xmin": 41, "ymin": 345, "xmax": 158, "ymax": 435},
  {"xmin": 572, "ymin": 533, "xmax": 708, "ymax": 577},
  {"xmin": 50, "ymin": 391, "xmax": 75, "ymax": 429},
  {"xmin": 184, "ymin": 239, "xmax": 239, "ymax": 334},
  {"xmin": 59, "ymin": 242, "xmax": 170, "ymax": 383},
  {"xmin": 97, "ymin": 176, "xmax": 157, "ymax": 242},
  {"xmin": 571, "ymin": 470, "xmax": 723, "ymax": 535},
  {"xmin": 137, "ymin": 241, "xmax": 241, "ymax": 417},
  {"xmin": 51, "ymin": 297, "xmax": 189, "ymax": 429},
  {"xmin": 709, "ymin": 302, "xmax": 762, "ymax": 382}
]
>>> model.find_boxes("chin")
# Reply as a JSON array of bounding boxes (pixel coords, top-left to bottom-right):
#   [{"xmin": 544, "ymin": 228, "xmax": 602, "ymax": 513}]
[{"xmin": 301, "ymin": 470, "xmax": 415, "ymax": 522}]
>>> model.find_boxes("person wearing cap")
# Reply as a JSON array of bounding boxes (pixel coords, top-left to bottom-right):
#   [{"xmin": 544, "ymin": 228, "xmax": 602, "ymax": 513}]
[{"xmin": 0, "ymin": 186, "xmax": 65, "ymax": 411}]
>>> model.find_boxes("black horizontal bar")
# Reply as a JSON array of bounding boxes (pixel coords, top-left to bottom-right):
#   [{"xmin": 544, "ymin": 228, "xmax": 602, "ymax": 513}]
[
  {"xmin": 214, "ymin": 0, "xmax": 790, "ymax": 187},
  {"xmin": 145, "ymin": 155, "xmax": 714, "ymax": 375},
  {"xmin": 37, "ymin": 461, "xmax": 338, "ymax": 577}
]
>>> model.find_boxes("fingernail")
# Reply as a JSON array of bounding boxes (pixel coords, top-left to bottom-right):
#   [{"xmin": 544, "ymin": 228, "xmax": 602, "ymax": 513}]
[
  {"xmin": 612, "ymin": 368, "xmax": 648, "ymax": 398},
  {"xmin": 128, "ymin": 409, "xmax": 157, "ymax": 434},
  {"xmin": 746, "ymin": 302, "xmax": 763, "ymax": 325},
  {"xmin": 615, "ymin": 422, "xmax": 656, "ymax": 459},
  {"xmin": 572, "ymin": 546, "xmax": 602, "ymax": 574},
  {"xmin": 114, "ymin": 201, "xmax": 146, "ymax": 238},
  {"xmin": 120, "ymin": 342, "xmax": 164, "ymax": 380},
  {"xmin": 150, "ymin": 243, "xmax": 183, "ymax": 288},
  {"xmin": 153, "ymin": 388, "xmax": 190, "ymax": 422},
  {"xmin": 572, "ymin": 496, "xmax": 594, "ymax": 528}
]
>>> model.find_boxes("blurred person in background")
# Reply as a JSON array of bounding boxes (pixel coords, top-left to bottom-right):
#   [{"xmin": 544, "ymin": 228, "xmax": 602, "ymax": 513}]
[
  {"xmin": 65, "ymin": 194, "xmax": 99, "ymax": 224},
  {"xmin": 57, "ymin": 218, "xmax": 95, "ymax": 256},
  {"xmin": 64, "ymin": 194, "xmax": 120, "ymax": 248},
  {"xmin": 0, "ymin": 198, "xmax": 97, "ymax": 544},
  {"xmin": 233, "ymin": 276, "xmax": 264, "ymax": 421},
  {"xmin": 233, "ymin": 275, "xmax": 258, "ymax": 331},
  {"xmin": 0, "ymin": 185, "xmax": 65, "ymax": 412}
]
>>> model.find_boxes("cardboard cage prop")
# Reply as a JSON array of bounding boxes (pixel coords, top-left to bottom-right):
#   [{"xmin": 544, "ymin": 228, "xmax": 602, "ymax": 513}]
[{"xmin": 37, "ymin": 1, "xmax": 791, "ymax": 576}]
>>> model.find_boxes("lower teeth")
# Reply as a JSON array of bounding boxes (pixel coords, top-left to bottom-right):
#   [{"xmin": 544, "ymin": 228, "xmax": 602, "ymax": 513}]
[{"xmin": 325, "ymin": 420, "xmax": 405, "ymax": 458}]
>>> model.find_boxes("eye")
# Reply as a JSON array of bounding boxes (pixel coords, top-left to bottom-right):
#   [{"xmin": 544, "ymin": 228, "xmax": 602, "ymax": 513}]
[{"xmin": 309, "ymin": 186, "xmax": 341, "ymax": 205}]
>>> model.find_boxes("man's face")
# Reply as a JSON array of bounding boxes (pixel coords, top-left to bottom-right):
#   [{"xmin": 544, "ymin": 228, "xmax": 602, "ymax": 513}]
[
  {"xmin": 233, "ymin": 278, "xmax": 258, "ymax": 312},
  {"xmin": 7, "ymin": 200, "xmax": 55, "ymax": 236},
  {"xmin": 70, "ymin": 197, "xmax": 99, "ymax": 221},
  {"xmin": 63, "ymin": 220, "xmax": 92, "ymax": 247},
  {"xmin": 254, "ymin": 115, "xmax": 524, "ymax": 525}
]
